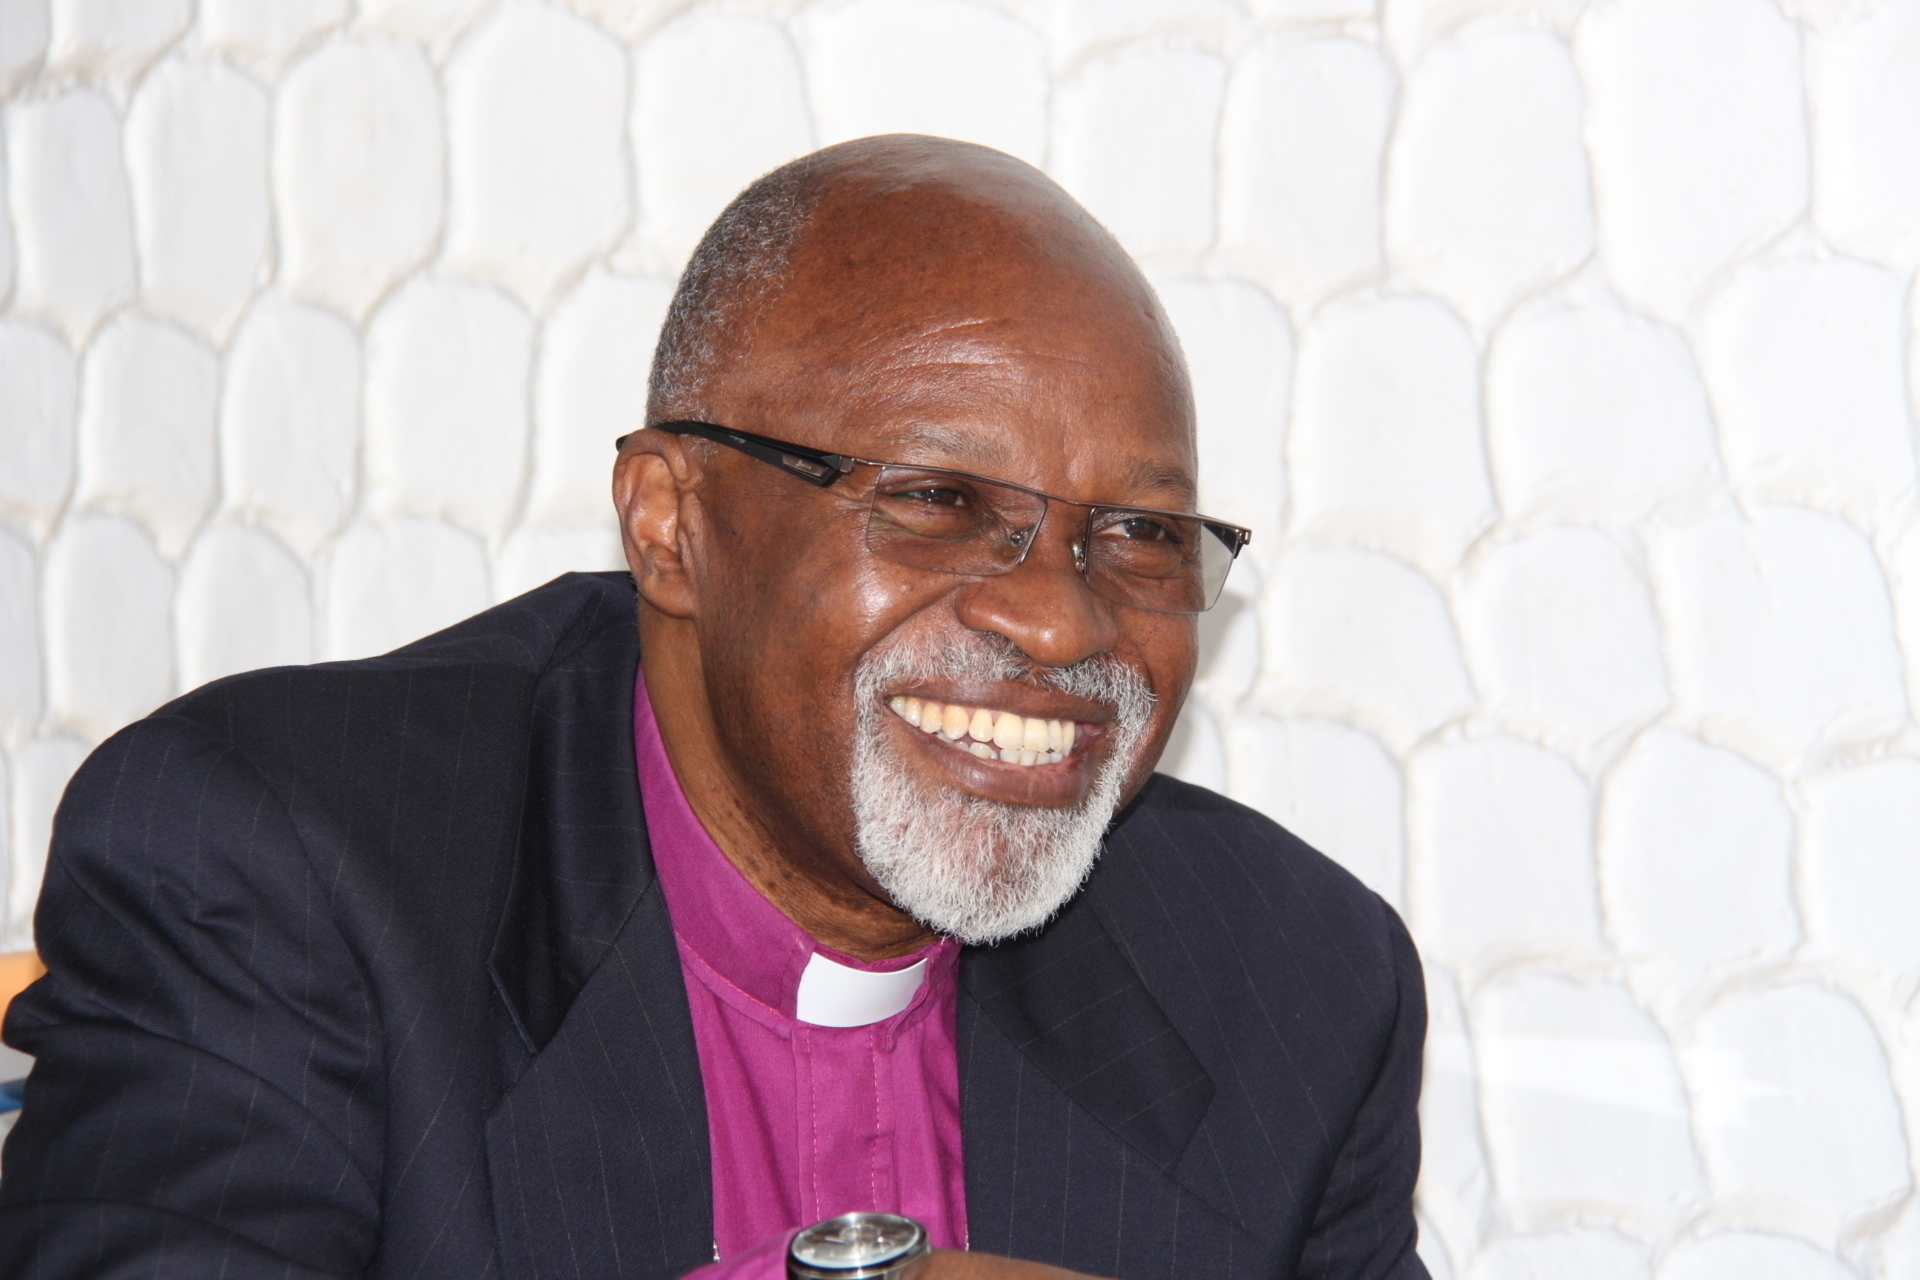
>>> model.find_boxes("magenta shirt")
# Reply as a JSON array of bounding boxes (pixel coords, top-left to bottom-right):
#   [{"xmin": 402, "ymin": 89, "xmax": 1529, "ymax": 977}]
[{"xmin": 633, "ymin": 672, "xmax": 968, "ymax": 1278}]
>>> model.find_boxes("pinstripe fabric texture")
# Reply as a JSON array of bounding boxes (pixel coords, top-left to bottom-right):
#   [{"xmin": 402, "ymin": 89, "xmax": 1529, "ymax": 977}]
[
  {"xmin": 962, "ymin": 786, "xmax": 1427, "ymax": 1280},
  {"xmin": 0, "ymin": 573, "xmax": 1425, "ymax": 1280}
]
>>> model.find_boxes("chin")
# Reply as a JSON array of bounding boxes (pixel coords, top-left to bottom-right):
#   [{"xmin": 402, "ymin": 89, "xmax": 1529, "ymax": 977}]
[{"xmin": 845, "ymin": 632, "xmax": 1152, "ymax": 945}]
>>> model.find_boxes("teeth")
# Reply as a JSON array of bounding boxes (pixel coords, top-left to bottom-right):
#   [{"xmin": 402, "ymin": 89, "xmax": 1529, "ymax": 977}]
[
  {"xmin": 888, "ymin": 696, "xmax": 1085, "ymax": 768},
  {"xmin": 992, "ymin": 711, "xmax": 1023, "ymax": 751}
]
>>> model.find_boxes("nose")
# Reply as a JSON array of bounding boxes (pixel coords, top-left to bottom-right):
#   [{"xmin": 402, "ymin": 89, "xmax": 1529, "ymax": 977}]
[{"xmin": 951, "ymin": 513, "xmax": 1118, "ymax": 669}]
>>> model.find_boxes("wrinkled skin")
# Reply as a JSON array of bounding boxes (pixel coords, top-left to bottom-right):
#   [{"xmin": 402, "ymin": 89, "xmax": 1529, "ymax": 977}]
[{"xmin": 612, "ymin": 132, "xmax": 1200, "ymax": 1280}]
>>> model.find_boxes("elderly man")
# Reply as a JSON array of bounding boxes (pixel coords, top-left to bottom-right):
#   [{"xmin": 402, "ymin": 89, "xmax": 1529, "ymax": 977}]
[{"xmin": 0, "ymin": 137, "xmax": 1426, "ymax": 1280}]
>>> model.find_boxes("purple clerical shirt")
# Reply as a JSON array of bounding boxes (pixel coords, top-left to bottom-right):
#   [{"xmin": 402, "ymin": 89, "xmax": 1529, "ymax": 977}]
[{"xmin": 634, "ymin": 672, "xmax": 968, "ymax": 1280}]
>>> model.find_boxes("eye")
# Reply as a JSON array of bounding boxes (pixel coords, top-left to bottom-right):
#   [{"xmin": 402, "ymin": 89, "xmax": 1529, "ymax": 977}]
[
  {"xmin": 888, "ymin": 483, "xmax": 972, "ymax": 509},
  {"xmin": 1107, "ymin": 515, "xmax": 1183, "ymax": 544}
]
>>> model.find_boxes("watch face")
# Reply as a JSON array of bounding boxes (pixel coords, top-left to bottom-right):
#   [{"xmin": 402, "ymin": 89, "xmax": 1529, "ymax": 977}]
[{"xmin": 791, "ymin": 1214, "xmax": 926, "ymax": 1272}]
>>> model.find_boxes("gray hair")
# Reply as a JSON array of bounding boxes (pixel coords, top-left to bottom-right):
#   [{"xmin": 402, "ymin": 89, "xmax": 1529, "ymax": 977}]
[{"xmin": 647, "ymin": 156, "xmax": 827, "ymax": 420}]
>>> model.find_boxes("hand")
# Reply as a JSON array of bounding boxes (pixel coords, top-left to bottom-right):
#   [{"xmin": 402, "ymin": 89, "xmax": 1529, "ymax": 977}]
[{"xmin": 923, "ymin": 1249, "xmax": 1109, "ymax": 1280}]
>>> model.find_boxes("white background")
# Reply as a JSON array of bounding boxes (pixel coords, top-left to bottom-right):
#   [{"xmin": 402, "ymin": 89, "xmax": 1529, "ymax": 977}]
[{"xmin": 4, "ymin": 0, "xmax": 1920, "ymax": 1275}]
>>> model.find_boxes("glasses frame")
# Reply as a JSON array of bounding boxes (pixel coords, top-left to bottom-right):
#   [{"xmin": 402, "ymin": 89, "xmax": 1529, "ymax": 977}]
[{"xmin": 616, "ymin": 420, "xmax": 1253, "ymax": 613}]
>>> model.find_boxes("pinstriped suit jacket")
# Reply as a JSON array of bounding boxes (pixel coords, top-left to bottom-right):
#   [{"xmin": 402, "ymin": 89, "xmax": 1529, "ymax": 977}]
[{"xmin": 0, "ymin": 572, "xmax": 1427, "ymax": 1280}]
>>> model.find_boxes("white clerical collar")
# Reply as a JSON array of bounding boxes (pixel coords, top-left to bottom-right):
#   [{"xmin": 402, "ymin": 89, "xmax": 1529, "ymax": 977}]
[{"xmin": 794, "ymin": 950, "xmax": 928, "ymax": 1028}]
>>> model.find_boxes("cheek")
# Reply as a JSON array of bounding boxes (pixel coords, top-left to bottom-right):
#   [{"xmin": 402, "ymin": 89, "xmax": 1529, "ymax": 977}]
[
  {"xmin": 700, "ymin": 520, "xmax": 953, "ymax": 748},
  {"xmin": 841, "ymin": 559, "xmax": 946, "ymax": 642},
  {"xmin": 781, "ymin": 563, "xmax": 960, "ymax": 734},
  {"xmin": 1136, "ymin": 614, "xmax": 1201, "ymax": 704},
  {"xmin": 1128, "ymin": 615, "xmax": 1201, "ymax": 754}
]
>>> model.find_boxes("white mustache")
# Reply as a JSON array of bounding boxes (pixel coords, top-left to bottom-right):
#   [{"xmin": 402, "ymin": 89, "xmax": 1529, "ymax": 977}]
[{"xmin": 853, "ymin": 630, "xmax": 1154, "ymax": 729}]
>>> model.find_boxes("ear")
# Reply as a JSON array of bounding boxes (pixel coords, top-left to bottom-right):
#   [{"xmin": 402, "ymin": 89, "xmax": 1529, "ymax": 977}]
[{"xmin": 613, "ymin": 433, "xmax": 703, "ymax": 620}]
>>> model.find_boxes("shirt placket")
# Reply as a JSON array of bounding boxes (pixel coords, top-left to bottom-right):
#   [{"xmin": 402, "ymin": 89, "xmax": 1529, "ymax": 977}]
[{"xmin": 793, "ymin": 1020, "xmax": 894, "ymax": 1224}]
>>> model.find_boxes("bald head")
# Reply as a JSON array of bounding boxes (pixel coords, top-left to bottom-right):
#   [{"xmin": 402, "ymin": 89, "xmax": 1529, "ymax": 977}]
[{"xmin": 647, "ymin": 134, "xmax": 1191, "ymax": 442}]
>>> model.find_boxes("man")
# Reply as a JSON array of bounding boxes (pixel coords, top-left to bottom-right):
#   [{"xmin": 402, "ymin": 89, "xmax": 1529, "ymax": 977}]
[{"xmin": 0, "ymin": 136, "xmax": 1426, "ymax": 1280}]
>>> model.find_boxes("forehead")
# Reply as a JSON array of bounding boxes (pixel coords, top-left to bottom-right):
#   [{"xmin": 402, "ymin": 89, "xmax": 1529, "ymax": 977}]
[
  {"xmin": 839, "ymin": 345, "xmax": 1199, "ymax": 511},
  {"xmin": 733, "ymin": 250, "xmax": 1197, "ymax": 508}
]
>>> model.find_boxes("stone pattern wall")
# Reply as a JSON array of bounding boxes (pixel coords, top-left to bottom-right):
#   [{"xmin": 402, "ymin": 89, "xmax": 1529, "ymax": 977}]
[{"xmin": 2, "ymin": 0, "xmax": 1919, "ymax": 1274}]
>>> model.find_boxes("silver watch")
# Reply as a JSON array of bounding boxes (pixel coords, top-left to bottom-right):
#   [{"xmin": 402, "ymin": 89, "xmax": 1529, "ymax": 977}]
[{"xmin": 788, "ymin": 1213, "xmax": 931, "ymax": 1280}]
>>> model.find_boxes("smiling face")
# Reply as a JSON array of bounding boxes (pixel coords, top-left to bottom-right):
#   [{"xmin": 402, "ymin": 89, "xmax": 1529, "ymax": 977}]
[{"xmin": 616, "ymin": 139, "xmax": 1201, "ymax": 956}]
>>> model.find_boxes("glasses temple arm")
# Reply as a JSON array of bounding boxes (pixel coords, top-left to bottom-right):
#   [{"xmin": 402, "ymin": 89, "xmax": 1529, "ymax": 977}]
[
  {"xmin": 619, "ymin": 422, "xmax": 857, "ymax": 488},
  {"xmin": 1204, "ymin": 521, "xmax": 1253, "ymax": 556}
]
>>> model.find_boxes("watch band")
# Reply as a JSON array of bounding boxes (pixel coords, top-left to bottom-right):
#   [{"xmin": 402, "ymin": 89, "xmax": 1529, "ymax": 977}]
[{"xmin": 788, "ymin": 1213, "xmax": 932, "ymax": 1280}]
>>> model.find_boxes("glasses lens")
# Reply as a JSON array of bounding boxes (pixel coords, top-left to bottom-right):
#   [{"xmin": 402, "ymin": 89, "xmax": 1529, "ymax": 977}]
[
  {"xmin": 865, "ymin": 466, "xmax": 1046, "ymax": 575},
  {"xmin": 1083, "ymin": 510, "xmax": 1240, "ymax": 613},
  {"xmin": 862, "ymin": 465, "xmax": 1243, "ymax": 614}
]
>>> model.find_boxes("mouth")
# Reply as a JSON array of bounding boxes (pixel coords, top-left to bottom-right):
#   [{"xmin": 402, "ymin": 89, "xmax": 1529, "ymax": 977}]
[{"xmin": 885, "ymin": 695, "xmax": 1087, "ymax": 769}]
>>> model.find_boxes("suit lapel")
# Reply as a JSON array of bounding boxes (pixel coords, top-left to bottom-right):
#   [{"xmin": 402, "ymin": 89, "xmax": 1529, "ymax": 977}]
[
  {"xmin": 959, "ymin": 887, "xmax": 1245, "ymax": 1275},
  {"xmin": 485, "ymin": 882, "xmax": 714, "ymax": 1280},
  {"xmin": 483, "ymin": 605, "xmax": 713, "ymax": 1279},
  {"xmin": 960, "ymin": 885, "xmax": 1214, "ymax": 1175},
  {"xmin": 488, "ymin": 610, "xmax": 653, "ymax": 1053}
]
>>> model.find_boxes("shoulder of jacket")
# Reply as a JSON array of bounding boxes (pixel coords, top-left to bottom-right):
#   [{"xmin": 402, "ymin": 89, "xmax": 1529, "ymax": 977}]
[
  {"xmin": 1107, "ymin": 772, "xmax": 1404, "ymax": 946},
  {"xmin": 160, "ymin": 572, "xmax": 635, "ymax": 729}
]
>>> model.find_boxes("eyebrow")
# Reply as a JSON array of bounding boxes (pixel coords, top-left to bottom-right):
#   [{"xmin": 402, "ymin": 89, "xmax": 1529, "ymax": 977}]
[
  {"xmin": 1124, "ymin": 457, "xmax": 1198, "ymax": 508},
  {"xmin": 893, "ymin": 422, "xmax": 989, "ymax": 463}
]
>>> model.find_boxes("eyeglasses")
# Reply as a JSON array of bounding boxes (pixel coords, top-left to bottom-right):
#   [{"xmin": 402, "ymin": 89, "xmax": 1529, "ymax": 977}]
[{"xmin": 617, "ymin": 420, "xmax": 1251, "ymax": 614}]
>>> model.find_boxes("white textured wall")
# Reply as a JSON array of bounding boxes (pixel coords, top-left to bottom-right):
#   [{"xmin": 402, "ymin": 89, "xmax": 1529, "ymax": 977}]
[{"xmin": 3, "ymin": 0, "xmax": 1919, "ymax": 1275}]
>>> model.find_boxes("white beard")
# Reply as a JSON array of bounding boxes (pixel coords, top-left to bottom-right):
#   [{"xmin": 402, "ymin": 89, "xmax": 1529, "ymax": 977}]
[{"xmin": 849, "ymin": 633, "xmax": 1154, "ymax": 945}]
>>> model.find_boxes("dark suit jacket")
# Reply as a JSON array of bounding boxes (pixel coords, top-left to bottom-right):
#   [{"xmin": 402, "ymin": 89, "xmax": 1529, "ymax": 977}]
[{"xmin": 0, "ymin": 573, "xmax": 1427, "ymax": 1280}]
